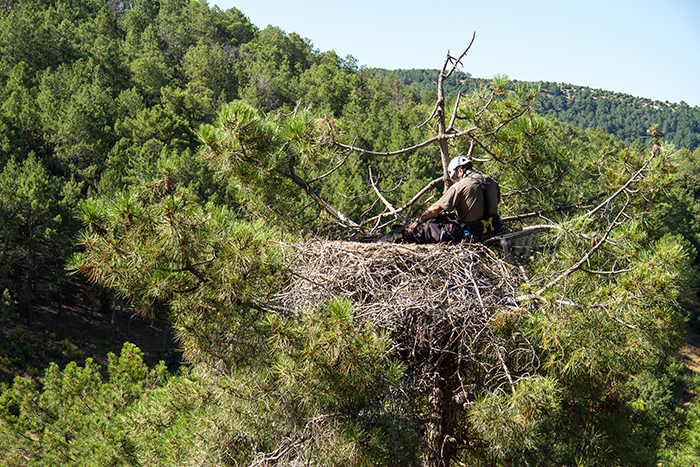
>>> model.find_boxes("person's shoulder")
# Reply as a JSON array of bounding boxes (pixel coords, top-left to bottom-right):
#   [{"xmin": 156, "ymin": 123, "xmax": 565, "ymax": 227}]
[
  {"xmin": 462, "ymin": 171, "xmax": 482, "ymax": 184},
  {"xmin": 470, "ymin": 170, "xmax": 498, "ymax": 184}
]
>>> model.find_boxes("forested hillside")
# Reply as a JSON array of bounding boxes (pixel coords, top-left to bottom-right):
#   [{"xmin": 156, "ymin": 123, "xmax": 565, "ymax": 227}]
[
  {"xmin": 380, "ymin": 68, "xmax": 700, "ymax": 150},
  {"xmin": 2, "ymin": 1, "xmax": 700, "ymax": 466}
]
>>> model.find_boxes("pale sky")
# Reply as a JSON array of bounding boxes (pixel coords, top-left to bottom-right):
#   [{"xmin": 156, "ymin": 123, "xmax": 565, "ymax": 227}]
[{"xmin": 213, "ymin": 0, "xmax": 700, "ymax": 107}]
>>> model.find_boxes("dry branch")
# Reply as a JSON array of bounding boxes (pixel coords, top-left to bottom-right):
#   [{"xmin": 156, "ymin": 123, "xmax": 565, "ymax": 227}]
[
  {"xmin": 369, "ymin": 167, "xmax": 402, "ymax": 220},
  {"xmin": 334, "ymin": 127, "xmax": 478, "ymax": 158},
  {"xmin": 287, "ymin": 158, "xmax": 360, "ymax": 229}
]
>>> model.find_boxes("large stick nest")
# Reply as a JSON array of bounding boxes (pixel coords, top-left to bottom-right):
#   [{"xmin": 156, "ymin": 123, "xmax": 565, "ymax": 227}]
[{"xmin": 278, "ymin": 241, "xmax": 536, "ymax": 394}]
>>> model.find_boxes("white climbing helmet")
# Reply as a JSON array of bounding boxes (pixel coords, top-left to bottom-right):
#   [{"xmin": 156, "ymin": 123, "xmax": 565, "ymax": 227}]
[{"xmin": 448, "ymin": 155, "xmax": 471, "ymax": 180}]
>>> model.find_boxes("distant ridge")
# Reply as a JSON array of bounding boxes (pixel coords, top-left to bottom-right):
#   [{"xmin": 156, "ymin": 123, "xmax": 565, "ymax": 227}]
[{"xmin": 373, "ymin": 68, "xmax": 700, "ymax": 151}]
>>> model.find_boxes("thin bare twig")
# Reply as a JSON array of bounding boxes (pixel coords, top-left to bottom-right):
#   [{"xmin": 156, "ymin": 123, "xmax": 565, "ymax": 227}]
[
  {"xmin": 501, "ymin": 194, "xmax": 605, "ymax": 223},
  {"xmin": 444, "ymin": 32, "xmax": 477, "ymax": 80},
  {"xmin": 447, "ymin": 91, "xmax": 464, "ymax": 132}
]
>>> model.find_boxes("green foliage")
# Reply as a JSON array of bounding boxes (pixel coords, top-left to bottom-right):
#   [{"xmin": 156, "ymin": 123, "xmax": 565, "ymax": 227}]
[
  {"xmin": 199, "ymin": 100, "xmax": 339, "ymax": 229},
  {"xmin": 0, "ymin": 328, "xmax": 33, "ymax": 368},
  {"xmin": 181, "ymin": 42, "xmax": 237, "ymax": 101},
  {"xmin": 127, "ymin": 23, "xmax": 174, "ymax": 103},
  {"xmin": 37, "ymin": 59, "xmax": 118, "ymax": 181},
  {"xmin": 0, "ymin": 0, "xmax": 261, "ymax": 197},
  {"xmin": 466, "ymin": 376, "xmax": 561, "ymax": 461},
  {"xmin": 530, "ymin": 231, "xmax": 686, "ymax": 372},
  {"xmin": 0, "ymin": 342, "xmax": 167, "ymax": 466},
  {"xmin": 239, "ymin": 25, "xmax": 311, "ymax": 110},
  {"xmin": 650, "ymin": 147, "xmax": 700, "ymax": 258},
  {"xmin": 0, "ymin": 290, "xmax": 415, "ymax": 466},
  {"xmin": 663, "ymin": 401, "xmax": 700, "ymax": 466},
  {"xmin": 62, "ymin": 145, "xmax": 422, "ymax": 464},
  {"xmin": 266, "ymin": 298, "xmax": 403, "ymax": 414},
  {"xmin": 536, "ymin": 82, "xmax": 700, "ymax": 151},
  {"xmin": 0, "ymin": 62, "xmax": 42, "ymax": 165},
  {"xmin": 0, "ymin": 153, "xmax": 75, "ymax": 325},
  {"xmin": 0, "ymin": 154, "xmax": 60, "ymax": 244},
  {"xmin": 297, "ymin": 51, "xmax": 359, "ymax": 117},
  {"xmin": 500, "ymin": 208, "xmax": 690, "ymax": 464},
  {"xmin": 0, "ymin": 0, "xmax": 101, "ymax": 74},
  {"xmin": 68, "ymin": 171, "xmax": 291, "ymax": 368},
  {"xmin": 373, "ymin": 68, "xmax": 481, "ymax": 102}
]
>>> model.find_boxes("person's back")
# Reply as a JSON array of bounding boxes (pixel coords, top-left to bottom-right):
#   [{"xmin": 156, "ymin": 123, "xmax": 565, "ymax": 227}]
[{"xmin": 439, "ymin": 170, "xmax": 499, "ymax": 224}]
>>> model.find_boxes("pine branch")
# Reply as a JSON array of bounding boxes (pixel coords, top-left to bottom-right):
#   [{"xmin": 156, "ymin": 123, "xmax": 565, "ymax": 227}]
[
  {"xmin": 501, "ymin": 194, "xmax": 605, "ymax": 222},
  {"xmin": 284, "ymin": 155, "xmax": 360, "ymax": 229},
  {"xmin": 306, "ymin": 142, "xmax": 354, "ymax": 185},
  {"xmin": 586, "ymin": 150, "xmax": 657, "ymax": 219},
  {"xmin": 534, "ymin": 195, "xmax": 630, "ymax": 296}
]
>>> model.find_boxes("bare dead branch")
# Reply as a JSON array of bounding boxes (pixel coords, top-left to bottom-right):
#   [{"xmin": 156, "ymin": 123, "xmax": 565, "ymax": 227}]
[
  {"xmin": 474, "ymin": 90, "xmax": 497, "ymax": 120},
  {"xmin": 444, "ymin": 32, "xmax": 477, "ymax": 80},
  {"xmin": 447, "ymin": 91, "xmax": 464, "ymax": 132},
  {"xmin": 357, "ymin": 175, "xmax": 443, "ymax": 230},
  {"xmin": 501, "ymin": 170, "xmax": 567, "ymax": 198},
  {"xmin": 580, "ymin": 267, "xmax": 633, "ymax": 275},
  {"xmin": 369, "ymin": 167, "xmax": 401, "ymax": 218},
  {"xmin": 467, "ymin": 140, "xmax": 476, "ymax": 156},
  {"xmin": 285, "ymin": 156, "xmax": 360, "ymax": 229},
  {"xmin": 249, "ymin": 436, "xmax": 308, "ymax": 467},
  {"xmin": 416, "ymin": 100, "xmax": 441, "ymax": 130},
  {"xmin": 501, "ymin": 194, "xmax": 605, "ymax": 223},
  {"xmin": 335, "ymin": 127, "xmax": 478, "ymax": 158},
  {"xmin": 400, "ymin": 177, "xmax": 443, "ymax": 214}
]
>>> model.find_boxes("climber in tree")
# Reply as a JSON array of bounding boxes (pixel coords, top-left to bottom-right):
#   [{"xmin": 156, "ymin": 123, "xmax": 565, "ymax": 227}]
[{"xmin": 406, "ymin": 155, "xmax": 502, "ymax": 243}]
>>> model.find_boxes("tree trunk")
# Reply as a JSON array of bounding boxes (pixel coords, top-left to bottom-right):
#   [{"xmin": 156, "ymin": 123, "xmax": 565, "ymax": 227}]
[
  {"xmin": 421, "ymin": 367, "xmax": 460, "ymax": 467},
  {"xmin": 436, "ymin": 60, "xmax": 452, "ymax": 194},
  {"xmin": 26, "ymin": 246, "xmax": 37, "ymax": 327},
  {"xmin": 14, "ymin": 254, "xmax": 22, "ymax": 323}
]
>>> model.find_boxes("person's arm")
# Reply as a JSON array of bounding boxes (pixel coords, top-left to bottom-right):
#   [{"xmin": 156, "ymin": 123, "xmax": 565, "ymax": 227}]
[{"xmin": 407, "ymin": 202, "xmax": 444, "ymax": 234}]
